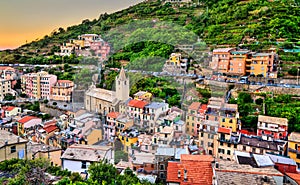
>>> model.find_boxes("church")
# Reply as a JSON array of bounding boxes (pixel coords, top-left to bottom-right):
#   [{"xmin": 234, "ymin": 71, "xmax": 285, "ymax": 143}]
[{"xmin": 84, "ymin": 67, "xmax": 129, "ymax": 115}]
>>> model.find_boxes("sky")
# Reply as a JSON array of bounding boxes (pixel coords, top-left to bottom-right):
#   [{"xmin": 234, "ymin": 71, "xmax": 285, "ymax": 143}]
[{"xmin": 0, "ymin": 0, "xmax": 143, "ymax": 50}]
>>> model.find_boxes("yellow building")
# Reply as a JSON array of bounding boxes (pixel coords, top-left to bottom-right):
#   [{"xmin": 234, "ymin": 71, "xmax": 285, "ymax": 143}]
[
  {"xmin": 26, "ymin": 142, "xmax": 62, "ymax": 166},
  {"xmin": 85, "ymin": 128, "xmax": 103, "ymax": 145},
  {"xmin": 288, "ymin": 132, "xmax": 300, "ymax": 168},
  {"xmin": 214, "ymin": 127, "xmax": 237, "ymax": 161},
  {"xmin": 0, "ymin": 130, "xmax": 28, "ymax": 162},
  {"xmin": 246, "ymin": 53, "xmax": 277, "ymax": 78},
  {"xmin": 118, "ymin": 129, "xmax": 139, "ymax": 152},
  {"xmin": 219, "ymin": 104, "xmax": 240, "ymax": 133},
  {"xmin": 167, "ymin": 53, "xmax": 181, "ymax": 66},
  {"xmin": 134, "ymin": 91, "xmax": 152, "ymax": 102}
]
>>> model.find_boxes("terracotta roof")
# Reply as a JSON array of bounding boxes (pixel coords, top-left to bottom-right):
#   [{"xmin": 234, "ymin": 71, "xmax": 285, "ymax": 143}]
[
  {"xmin": 218, "ymin": 127, "xmax": 231, "ymax": 134},
  {"xmin": 57, "ymin": 80, "xmax": 73, "ymax": 83},
  {"xmin": 18, "ymin": 116, "xmax": 39, "ymax": 124},
  {"xmin": 2, "ymin": 106, "xmax": 16, "ymax": 111},
  {"xmin": 107, "ymin": 112, "xmax": 120, "ymax": 119},
  {"xmin": 44, "ymin": 125, "xmax": 58, "ymax": 134},
  {"xmin": 128, "ymin": 99, "xmax": 148, "ymax": 109},
  {"xmin": 167, "ymin": 155, "xmax": 214, "ymax": 185},
  {"xmin": 188, "ymin": 102, "xmax": 201, "ymax": 111},
  {"xmin": 199, "ymin": 104, "xmax": 207, "ymax": 114},
  {"xmin": 286, "ymin": 173, "xmax": 300, "ymax": 184}
]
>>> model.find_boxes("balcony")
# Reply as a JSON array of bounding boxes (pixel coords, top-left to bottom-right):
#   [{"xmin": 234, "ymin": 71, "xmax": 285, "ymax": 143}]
[
  {"xmin": 258, "ymin": 126, "xmax": 278, "ymax": 132},
  {"xmin": 288, "ymin": 148, "xmax": 300, "ymax": 154}
]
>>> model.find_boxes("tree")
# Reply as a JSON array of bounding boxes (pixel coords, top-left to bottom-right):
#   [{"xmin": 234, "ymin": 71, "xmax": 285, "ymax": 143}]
[
  {"xmin": 88, "ymin": 161, "xmax": 117, "ymax": 184},
  {"xmin": 114, "ymin": 151, "xmax": 129, "ymax": 164}
]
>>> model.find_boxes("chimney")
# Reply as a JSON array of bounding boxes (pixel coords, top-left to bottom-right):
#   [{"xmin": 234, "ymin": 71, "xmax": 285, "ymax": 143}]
[
  {"xmin": 177, "ymin": 170, "xmax": 181, "ymax": 178},
  {"xmin": 5, "ymin": 140, "xmax": 8, "ymax": 145},
  {"xmin": 184, "ymin": 169, "xmax": 188, "ymax": 181},
  {"xmin": 17, "ymin": 136, "xmax": 20, "ymax": 143}
]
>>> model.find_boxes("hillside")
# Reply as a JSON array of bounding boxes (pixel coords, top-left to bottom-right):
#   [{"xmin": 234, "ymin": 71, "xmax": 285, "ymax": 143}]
[{"xmin": 1, "ymin": 0, "xmax": 300, "ymax": 68}]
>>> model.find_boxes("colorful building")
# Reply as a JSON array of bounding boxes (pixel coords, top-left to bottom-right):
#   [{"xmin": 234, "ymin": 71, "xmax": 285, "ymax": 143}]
[
  {"xmin": 288, "ymin": 132, "xmax": 300, "ymax": 168},
  {"xmin": 167, "ymin": 155, "xmax": 214, "ymax": 185},
  {"xmin": 21, "ymin": 71, "xmax": 57, "ymax": 100},
  {"xmin": 257, "ymin": 115, "xmax": 288, "ymax": 140},
  {"xmin": 1, "ymin": 106, "xmax": 21, "ymax": 118},
  {"xmin": 51, "ymin": 80, "xmax": 74, "ymax": 102},
  {"xmin": 17, "ymin": 116, "xmax": 42, "ymax": 137},
  {"xmin": 0, "ymin": 130, "xmax": 27, "ymax": 162},
  {"xmin": 211, "ymin": 48, "xmax": 235, "ymax": 73}
]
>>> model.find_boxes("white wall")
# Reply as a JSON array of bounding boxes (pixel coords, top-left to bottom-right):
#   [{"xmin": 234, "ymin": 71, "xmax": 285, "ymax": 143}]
[{"xmin": 62, "ymin": 159, "xmax": 91, "ymax": 173}]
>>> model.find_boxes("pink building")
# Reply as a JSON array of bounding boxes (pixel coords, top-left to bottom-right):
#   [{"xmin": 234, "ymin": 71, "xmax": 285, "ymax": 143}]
[
  {"xmin": 21, "ymin": 72, "xmax": 57, "ymax": 100},
  {"xmin": 104, "ymin": 112, "xmax": 120, "ymax": 140},
  {"xmin": 0, "ymin": 66, "xmax": 17, "ymax": 88},
  {"xmin": 89, "ymin": 40, "xmax": 110, "ymax": 61}
]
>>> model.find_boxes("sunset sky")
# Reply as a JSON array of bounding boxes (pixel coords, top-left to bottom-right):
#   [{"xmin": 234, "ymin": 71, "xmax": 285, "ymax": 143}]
[{"xmin": 0, "ymin": 0, "xmax": 142, "ymax": 50}]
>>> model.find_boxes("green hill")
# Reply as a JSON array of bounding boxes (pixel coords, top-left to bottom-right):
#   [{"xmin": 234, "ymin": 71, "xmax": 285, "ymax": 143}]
[{"xmin": 1, "ymin": 0, "xmax": 300, "ymax": 67}]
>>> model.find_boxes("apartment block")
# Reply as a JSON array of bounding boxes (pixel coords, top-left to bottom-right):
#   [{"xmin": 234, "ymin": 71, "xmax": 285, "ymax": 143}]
[
  {"xmin": 51, "ymin": 80, "xmax": 74, "ymax": 102},
  {"xmin": 257, "ymin": 115, "xmax": 288, "ymax": 140},
  {"xmin": 199, "ymin": 120, "xmax": 219, "ymax": 156},
  {"xmin": 21, "ymin": 71, "xmax": 57, "ymax": 100},
  {"xmin": 0, "ymin": 79, "xmax": 14, "ymax": 101}
]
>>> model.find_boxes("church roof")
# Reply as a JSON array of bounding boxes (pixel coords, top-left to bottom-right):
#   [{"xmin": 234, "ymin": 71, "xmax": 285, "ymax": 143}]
[
  {"xmin": 118, "ymin": 67, "xmax": 127, "ymax": 81},
  {"xmin": 85, "ymin": 87, "xmax": 116, "ymax": 103}
]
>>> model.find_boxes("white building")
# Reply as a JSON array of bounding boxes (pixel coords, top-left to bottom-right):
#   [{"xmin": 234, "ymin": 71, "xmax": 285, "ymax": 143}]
[{"xmin": 61, "ymin": 144, "xmax": 114, "ymax": 174}]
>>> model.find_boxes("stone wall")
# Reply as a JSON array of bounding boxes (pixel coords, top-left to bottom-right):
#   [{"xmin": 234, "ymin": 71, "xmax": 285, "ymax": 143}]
[{"xmin": 40, "ymin": 103, "xmax": 66, "ymax": 117}]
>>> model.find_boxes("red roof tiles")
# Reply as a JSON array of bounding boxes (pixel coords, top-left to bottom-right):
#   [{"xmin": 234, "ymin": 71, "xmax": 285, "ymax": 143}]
[
  {"xmin": 167, "ymin": 155, "xmax": 214, "ymax": 185},
  {"xmin": 286, "ymin": 173, "xmax": 300, "ymax": 184},
  {"xmin": 128, "ymin": 99, "xmax": 148, "ymax": 109},
  {"xmin": 199, "ymin": 104, "xmax": 207, "ymax": 114},
  {"xmin": 188, "ymin": 102, "xmax": 201, "ymax": 111},
  {"xmin": 107, "ymin": 112, "xmax": 120, "ymax": 119},
  {"xmin": 18, "ymin": 116, "xmax": 38, "ymax": 124},
  {"xmin": 44, "ymin": 125, "xmax": 58, "ymax": 134},
  {"xmin": 218, "ymin": 127, "xmax": 231, "ymax": 134},
  {"xmin": 57, "ymin": 80, "xmax": 73, "ymax": 83},
  {"xmin": 2, "ymin": 106, "xmax": 16, "ymax": 111}
]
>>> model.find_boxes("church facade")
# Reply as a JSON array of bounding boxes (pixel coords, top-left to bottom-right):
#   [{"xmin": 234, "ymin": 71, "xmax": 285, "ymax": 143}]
[{"xmin": 84, "ymin": 68, "xmax": 129, "ymax": 115}]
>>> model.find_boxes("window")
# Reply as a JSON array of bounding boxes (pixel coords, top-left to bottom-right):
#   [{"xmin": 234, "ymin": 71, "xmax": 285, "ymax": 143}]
[
  {"xmin": 296, "ymin": 144, "xmax": 298, "ymax": 150},
  {"xmin": 234, "ymin": 144, "xmax": 237, "ymax": 149},
  {"xmin": 200, "ymin": 133, "xmax": 204, "ymax": 137},
  {"xmin": 228, "ymin": 143, "xmax": 231, "ymax": 147},
  {"xmin": 220, "ymin": 142, "xmax": 223, "ymax": 146},
  {"xmin": 10, "ymin": 146, "xmax": 16, "ymax": 153},
  {"xmin": 243, "ymin": 146, "xmax": 246, "ymax": 151},
  {"xmin": 227, "ymin": 150, "xmax": 231, "ymax": 155},
  {"xmin": 160, "ymin": 164, "xmax": 164, "ymax": 170},
  {"xmin": 81, "ymin": 161, "xmax": 87, "ymax": 169},
  {"xmin": 297, "ymin": 154, "xmax": 300, "ymax": 159}
]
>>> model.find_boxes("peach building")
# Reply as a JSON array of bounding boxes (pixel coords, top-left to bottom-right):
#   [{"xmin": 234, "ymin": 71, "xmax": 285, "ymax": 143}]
[
  {"xmin": 51, "ymin": 80, "xmax": 74, "ymax": 102},
  {"xmin": 211, "ymin": 48, "xmax": 235, "ymax": 73},
  {"xmin": 228, "ymin": 50, "xmax": 250, "ymax": 76},
  {"xmin": 21, "ymin": 71, "xmax": 57, "ymax": 100}
]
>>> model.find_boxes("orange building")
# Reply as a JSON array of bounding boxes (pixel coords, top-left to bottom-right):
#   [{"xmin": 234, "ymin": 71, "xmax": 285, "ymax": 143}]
[
  {"xmin": 211, "ymin": 48, "xmax": 235, "ymax": 74},
  {"xmin": 51, "ymin": 80, "xmax": 74, "ymax": 102},
  {"xmin": 246, "ymin": 53, "xmax": 278, "ymax": 78},
  {"xmin": 228, "ymin": 50, "xmax": 250, "ymax": 76}
]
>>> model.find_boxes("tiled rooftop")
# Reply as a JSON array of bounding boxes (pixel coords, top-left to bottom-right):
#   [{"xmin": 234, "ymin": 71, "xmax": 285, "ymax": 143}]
[
  {"xmin": 216, "ymin": 160, "xmax": 283, "ymax": 176},
  {"xmin": 128, "ymin": 99, "xmax": 148, "ymax": 109},
  {"xmin": 218, "ymin": 127, "xmax": 231, "ymax": 134},
  {"xmin": 0, "ymin": 130, "xmax": 27, "ymax": 148},
  {"xmin": 167, "ymin": 155, "xmax": 214, "ymax": 185},
  {"xmin": 289, "ymin": 132, "xmax": 300, "ymax": 142},
  {"xmin": 61, "ymin": 144, "xmax": 112, "ymax": 162},
  {"xmin": 107, "ymin": 112, "xmax": 120, "ymax": 119},
  {"xmin": 188, "ymin": 102, "xmax": 201, "ymax": 111}
]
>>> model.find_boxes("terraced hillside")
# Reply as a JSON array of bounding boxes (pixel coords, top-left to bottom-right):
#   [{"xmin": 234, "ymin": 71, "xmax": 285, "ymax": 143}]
[{"xmin": 0, "ymin": 0, "xmax": 299, "ymax": 70}]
